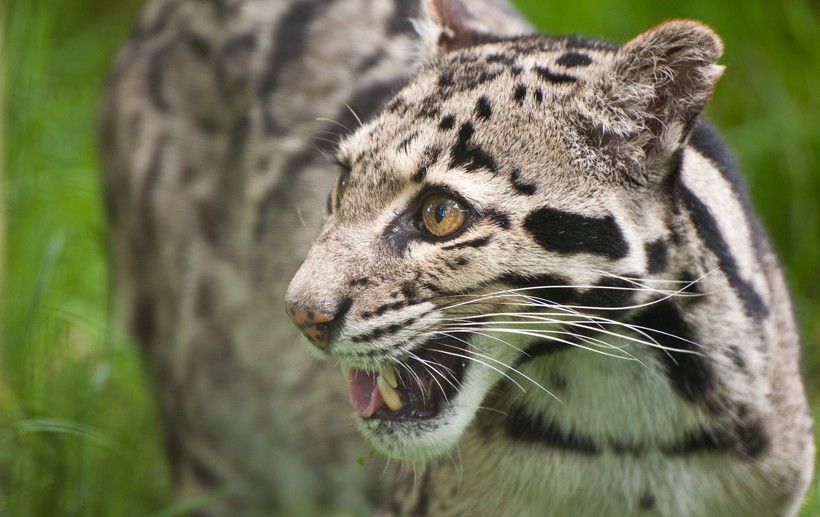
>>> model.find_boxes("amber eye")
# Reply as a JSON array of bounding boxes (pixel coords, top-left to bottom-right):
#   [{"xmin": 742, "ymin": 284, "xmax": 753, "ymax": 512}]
[{"xmin": 420, "ymin": 194, "xmax": 469, "ymax": 238}]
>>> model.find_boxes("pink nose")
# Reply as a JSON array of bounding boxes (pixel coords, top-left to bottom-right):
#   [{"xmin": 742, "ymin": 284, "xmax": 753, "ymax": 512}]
[{"xmin": 285, "ymin": 304, "xmax": 336, "ymax": 349}]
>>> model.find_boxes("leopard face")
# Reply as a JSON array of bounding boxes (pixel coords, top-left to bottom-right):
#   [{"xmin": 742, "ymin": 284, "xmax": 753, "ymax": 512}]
[{"xmin": 286, "ymin": 22, "xmax": 723, "ymax": 462}]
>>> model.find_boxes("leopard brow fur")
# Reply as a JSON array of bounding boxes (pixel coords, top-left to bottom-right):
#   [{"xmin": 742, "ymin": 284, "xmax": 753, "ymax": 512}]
[{"xmin": 103, "ymin": 0, "xmax": 814, "ymax": 515}]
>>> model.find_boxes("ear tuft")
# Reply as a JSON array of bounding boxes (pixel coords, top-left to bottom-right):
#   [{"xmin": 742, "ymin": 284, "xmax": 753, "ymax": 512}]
[{"xmin": 585, "ymin": 20, "xmax": 725, "ymax": 183}]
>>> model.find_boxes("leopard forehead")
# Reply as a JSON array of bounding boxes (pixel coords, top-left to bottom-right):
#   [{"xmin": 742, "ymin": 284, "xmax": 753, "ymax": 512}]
[{"xmin": 334, "ymin": 36, "xmax": 623, "ymax": 212}]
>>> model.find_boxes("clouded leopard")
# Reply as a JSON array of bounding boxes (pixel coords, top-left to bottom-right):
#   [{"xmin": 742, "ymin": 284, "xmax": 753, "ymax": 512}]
[{"xmin": 103, "ymin": 0, "xmax": 814, "ymax": 515}]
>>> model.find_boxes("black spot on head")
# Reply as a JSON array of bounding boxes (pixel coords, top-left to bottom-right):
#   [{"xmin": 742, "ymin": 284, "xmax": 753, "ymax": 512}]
[
  {"xmin": 450, "ymin": 122, "xmax": 497, "ymax": 173},
  {"xmin": 523, "ymin": 206, "xmax": 629, "ymax": 259},
  {"xmin": 508, "ymin": 408, "xmax": 600, "ymax": 454},
  {"xmin": 513, "ymin": 83, "xmax": 527, "ymax": 105},
  {"xmin": 645, "ymin": 239, "xmax": 669, "ymax": 274},
  {"xmin": 437, "ymin": 69, "xmax": 455, "ymax": 88},
  {"xmin": 474, "ymin": 96, "xmax": 492, "ymax": 121},
  {"xmin": 632, "ymin": 302, "xmax": 713, "ymax": 403},
  {"xmin": 533, "ymin": 65, "xmax": 576, "ymax": 84},
  {"xmin": 556, "ymin": 51, "xmax": 593, "ymax": 68},
  {"xmin": 533, "ymin": 88, "xmax": 543, "ymax": 104},
  {"xmin": 510, "ymin": 168, "xmax": 536, "ymax": 196},
  {"xmin": 411, "ymin": 147, "xmax": 442, "ymax": 183},
  {"xmin": 439, "ymin": 114, "xmax": 455, "ymax": 131}
]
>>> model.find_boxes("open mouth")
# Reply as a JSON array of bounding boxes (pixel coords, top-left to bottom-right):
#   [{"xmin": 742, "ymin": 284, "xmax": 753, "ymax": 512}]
[{"xmin": 344, "ymin": 337, "xmax": 468, "ymax": 421}]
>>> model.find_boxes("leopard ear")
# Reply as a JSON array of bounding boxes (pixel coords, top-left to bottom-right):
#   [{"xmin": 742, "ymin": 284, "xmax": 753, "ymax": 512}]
[
  {"xmin": 419, "ymin": 0, "xmax": 532, "ymax": 56},
  {"xmin": 585, "ymin": 20, "xmax": 725, "ymax": 183}
]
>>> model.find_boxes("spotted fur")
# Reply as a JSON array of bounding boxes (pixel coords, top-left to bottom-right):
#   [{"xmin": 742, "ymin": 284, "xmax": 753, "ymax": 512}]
[
  {"xmin": 101, "ymin": 0, "xmax": 531, "ymax": 515},
  {"xmin": 103, "ymin": 0, "xmax": 814, "ymax": 515},
  {"xmin": 286, "ymin": 1, "xmax": 814, "ymax": 515}
]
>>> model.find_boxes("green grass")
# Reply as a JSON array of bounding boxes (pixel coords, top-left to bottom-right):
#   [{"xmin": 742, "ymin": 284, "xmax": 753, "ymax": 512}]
[{"xmin": 2, "ymin": 0, "xmax": 819, "ymax": 515}]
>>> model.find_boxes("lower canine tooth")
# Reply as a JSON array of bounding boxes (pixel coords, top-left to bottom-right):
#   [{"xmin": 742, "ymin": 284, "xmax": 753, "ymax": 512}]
[{"xmin": 377, "ymin": 375, "xmax": 402, "ymax": 411}]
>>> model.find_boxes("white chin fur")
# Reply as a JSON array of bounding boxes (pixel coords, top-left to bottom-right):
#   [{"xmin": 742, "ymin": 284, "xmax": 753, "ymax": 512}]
[{"xmin": 354, "ymin": 363, "xmax": 496, "ymax": 462}]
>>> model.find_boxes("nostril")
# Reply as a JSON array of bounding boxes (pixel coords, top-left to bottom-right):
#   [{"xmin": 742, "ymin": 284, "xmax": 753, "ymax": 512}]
[{"xmin": 285, "ymin": 302, "xmax": 343, "ymax": 350}]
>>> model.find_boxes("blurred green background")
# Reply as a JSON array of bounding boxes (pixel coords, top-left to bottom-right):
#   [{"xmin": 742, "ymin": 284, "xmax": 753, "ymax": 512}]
[{"xmin": 2, "ymin": 0, "xmax": 818, "ymax": 515}]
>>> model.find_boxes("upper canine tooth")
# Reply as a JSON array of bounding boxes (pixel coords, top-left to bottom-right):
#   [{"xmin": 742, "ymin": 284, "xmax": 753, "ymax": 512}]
[
  {"xmin": 377, "ymin": 375, "xmax": 402, "ymax": 411},
  {"xmin": 341, "ymin": 365, "xmax": 350, "ymax": 384},
  {"xmin": 381, "ymin": 367, "xmax": 398, "ymax": 389}
]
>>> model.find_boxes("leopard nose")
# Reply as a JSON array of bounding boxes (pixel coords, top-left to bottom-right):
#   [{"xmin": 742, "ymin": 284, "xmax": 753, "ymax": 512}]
[{"xmin": 285, "ymin": 304, "xmax": 337, "ymax": 349}]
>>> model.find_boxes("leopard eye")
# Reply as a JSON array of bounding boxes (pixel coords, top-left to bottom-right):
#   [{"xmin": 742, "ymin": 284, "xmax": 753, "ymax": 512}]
[{"xmin": 420, "ymin": 194, "xmax": 469, "ymax": 238}]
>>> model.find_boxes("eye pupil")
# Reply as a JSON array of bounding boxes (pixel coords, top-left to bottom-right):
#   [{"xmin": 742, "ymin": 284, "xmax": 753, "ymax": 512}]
[
  {"xmin": 435, "ymin": 202, "xmax": 447, "ymax": 223},
  {"xmin": 421, "ymin": 194, "xmax": 468, "ymax": 238}
]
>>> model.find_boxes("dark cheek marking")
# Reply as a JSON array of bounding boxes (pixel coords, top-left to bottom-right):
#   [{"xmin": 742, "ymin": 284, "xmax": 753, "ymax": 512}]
[
  {"xmin": 645, "ymin": 239, "xmax": 669, "ymax": 274},
  {"xmin": 523, "ymin": 206, "xmax": 629, "ymax": 259},
  {"xmin": 507, "ymin": 408, "xmax": 601, "ymax": 454},
  {"xmin": 498, "ymin": 272, "xmax": 577, "ymax": 307},
  {"xmin": 631, "ymin": 301, "xmax": 714, "ymax": 403},
  {"xmin": 577, "ymin": 276, "xmax": 636, "ymax": 310}
]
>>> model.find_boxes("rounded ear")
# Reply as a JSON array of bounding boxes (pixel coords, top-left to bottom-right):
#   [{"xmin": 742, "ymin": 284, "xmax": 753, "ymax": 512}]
[
  {"xmin": 585, "ymin": 20, "xmax": 725, "ymax": 183},
  {"xmin": 418, "ymin": 0, "xmax": 532, "ymax": 56}
]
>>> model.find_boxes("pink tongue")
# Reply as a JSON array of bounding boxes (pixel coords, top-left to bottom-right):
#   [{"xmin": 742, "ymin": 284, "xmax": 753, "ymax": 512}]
[{"xmin": 347, "ymin": 368, "xmax": 384, "ymax": 418}]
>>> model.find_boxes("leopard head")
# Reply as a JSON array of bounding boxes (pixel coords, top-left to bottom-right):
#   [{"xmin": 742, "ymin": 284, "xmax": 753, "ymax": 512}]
[{"xmin": 286, "ymin": 0, "xmax": 723, "ymax": 461}]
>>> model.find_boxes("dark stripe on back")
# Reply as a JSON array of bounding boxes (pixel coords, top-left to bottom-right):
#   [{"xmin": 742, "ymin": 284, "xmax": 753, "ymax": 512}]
[
  {"xmin": 688, "ymin": 119, "xmax": 768, "ymax": 263},
  {"xmin": 679, "ymin": 185, "xmax": 767, "ymax": 317},
  {"xmin": 260, "ymin": 0, "xmax": 325, "ymax": 134},
  {"xmin": 147, "ymin": 45, "xmax": 173, "ymax": 112},
  {"xmin": 523, "ymin": 207, "xmax": 629, "ymax": 259}
]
